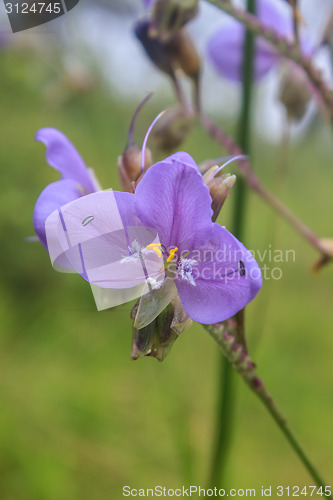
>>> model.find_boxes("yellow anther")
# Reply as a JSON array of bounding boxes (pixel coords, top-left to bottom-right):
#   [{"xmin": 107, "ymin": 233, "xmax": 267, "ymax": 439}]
[
  {"xmin": 166, "ymin": 247, "xmax": 178, "ymax": 263},
  {"xmin": 146, "ymin": 243, "xmax": 162, "ymax": 258}
]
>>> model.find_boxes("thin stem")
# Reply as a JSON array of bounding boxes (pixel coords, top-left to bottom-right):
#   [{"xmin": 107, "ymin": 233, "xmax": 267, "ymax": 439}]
[
  {"xmin": 208, "ymin": 0, "xmax": 256, "ymax": 488},
  {"xmin": 208, "ymin": 351, "xmax": 235, "ymax": 487},
  {"xmin": 127, "ymin": 93, "xmax": 153, "ymax": 145},
  {"xmin": 204, "ymin": 0, "xmax": 333, "ymax": 120},
  {"xmin": 289, "ymin": 0, "xmax": 300, "ymax": 47},
  {"xmin": 200, "ymin": 115, "xmax": 332, "ymax": 259},
  {"xmin": 204, "ymin": 322, "xmax": 331, "ymax": 493}
]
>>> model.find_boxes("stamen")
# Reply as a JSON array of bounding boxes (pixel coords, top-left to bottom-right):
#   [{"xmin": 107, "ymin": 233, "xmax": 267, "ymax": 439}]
[
  {"xmin": 146, "ymin": 243, "xmax": 163, "ymax": 258},
  {"xmin": 205, "ymin": 155, "xmax": 247, "ymax": 184},
  {"xmin": 166, "ymin": 247, "xmax": 179, "ymax": 263},
  {"xmin": 141, "ymin": 109, "xmax": 167, "ymax": 173}
]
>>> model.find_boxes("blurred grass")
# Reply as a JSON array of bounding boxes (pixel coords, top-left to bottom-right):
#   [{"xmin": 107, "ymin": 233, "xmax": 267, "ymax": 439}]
[{"xmin": 0, "ymin": 47, "xmax": 333, "ymax": 500}]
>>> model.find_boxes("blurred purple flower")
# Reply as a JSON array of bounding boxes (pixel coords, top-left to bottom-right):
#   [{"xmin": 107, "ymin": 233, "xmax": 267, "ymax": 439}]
[
  {"xmin": 0, "ymin": 31, "xmax": 9, "ymax": 49},
  {"xmin": 143, "ymin": 0, "xmax": 154, "ymax": 9},
  {"xmin": 33, "ymin": 128, "xmax": 99, "ymax": 248},
  {"xmin": 207, "ymin": 0, "xmax": 309, "ymax": 82},
  {"xmin": 44, "ymin": 151, "xmax": 262, "ymax": 325}
]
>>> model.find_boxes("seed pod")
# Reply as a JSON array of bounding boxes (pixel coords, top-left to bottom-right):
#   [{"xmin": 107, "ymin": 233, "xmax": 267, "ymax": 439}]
[
  {"xmin": 278, "ymin": 63, "xmax": 311, "ymax": 122},
  {"xmin": 135, "ymin": 19, "xmax": 200, "ymax": 102},
  {"xmin": 151, "ymin": 106, "xmax": 195, "ymax": 151},
  {"xmin": 168, "ymin": 29, "xmax": 200, "ymax": 81}
]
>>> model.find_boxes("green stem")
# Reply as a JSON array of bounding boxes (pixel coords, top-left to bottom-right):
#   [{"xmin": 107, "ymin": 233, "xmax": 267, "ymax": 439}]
[
  {"xmin": 208, "ymin": 0, "xmax": 256, "ymax": 488},
  {"xmin": 235, "ymin": 0, "xmax": 256, "ymax": 236},
  {"xmin": 204, "ymin": 322, "xmax": 331, "ymax": 493}
]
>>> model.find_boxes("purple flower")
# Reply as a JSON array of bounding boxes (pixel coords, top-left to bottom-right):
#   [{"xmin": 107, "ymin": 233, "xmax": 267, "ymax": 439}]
[
  {"xmin": 44, "ymin": 151, "xmax": 262, "ymax": 325},
  {"xmin": 207, "ymin": 0, "xmax": 309, "ymax": 82},
  {"xmin": 143, "ymin": 0, "xmax": 154, "ymax": 8},
  {"xmin": 33, "ymin": 128, "xmax": 99, "ymax": 248},
  {"xmin": 0, "ymin": 31, "xmax": 9, "ymax": 49}
]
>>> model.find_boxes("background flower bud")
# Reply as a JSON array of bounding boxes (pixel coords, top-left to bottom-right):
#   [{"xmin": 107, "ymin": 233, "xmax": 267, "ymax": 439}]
[
  {"xmin": 150, "ymin": 106, "xmax": 195, "ymax": 151},
  {"xmin": 168, "ymin": 29, "xmax": 200, "ymax": 81},
  {"xmin": 278, "ymin": 63, "xmax": 312, "ymax": 122},
  {"xmin": 149, "ymin": 0, "xmax": 199, "ymax": 42}
]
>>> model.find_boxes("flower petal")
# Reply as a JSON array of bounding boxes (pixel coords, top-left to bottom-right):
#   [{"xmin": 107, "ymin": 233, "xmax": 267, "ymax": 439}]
[
  {"xmin": 135, "ymin": 152, "xmax": 214, "ymax": 252},
  {"xmin": 45, "ymin": 190, "xmax": 164, "ymax": 289},
  {"xmin": 35, "ymin": 127, "xmax": 97, "ymax": 193},
  {"xmin": 143, "ymin": 0, "xmax": 154, "ymax": 8},
  {"xmin": 33, "ymin": 179, "xmax": 83, "ymax": 248},
  {"xmin": 208, "ymin": 0, "xmax": 293, "ymax": 82},
  {"xmin": 175, "ymin": 224, "xmax": 262, "ymax": 324},
  {"xmin": 208, "ymin": 26, "xmax": 279, "ymax": 81}
]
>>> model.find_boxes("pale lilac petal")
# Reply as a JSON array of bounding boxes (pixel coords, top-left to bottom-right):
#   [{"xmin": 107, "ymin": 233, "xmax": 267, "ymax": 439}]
[
  {"xmin": 91, "ymin": 285, "xmax": 146, "ymax": 311},
  {"xmin": 135, "ymin": 152, "xmax": 214, "ymax": 252},
  {"xmin": 175, "ymin": 225, "xmax": 262, "ymax": 324},
  {"xmin": 134, "ymin": 277, "xmax": 178, "ymax": 329},
  {"xmin": 162, "ymin": 151, "xmax": 201, "ymax": 172},
  {"xmin": 45, "ymin": 191, "xmax": 164, "ymax": 289},
  {"xmin": 208, "ymin": 25, "xmax": 279, "ymax": 81},
  {"xmin": 33, "ymin": 179, "xmax": 83, "ymax": 248},
  {"xmin": 143, "ymin": 0, "xmax": 154, "ymax": 9},
  {"xmin": 208, "ymin": 0, "xmax": 293, "ymax": 81},
  {"xmin": 256, "ymin": 0, "xmax": 292, "ymax": 38},
  {"xmin": 35, "ymin": 128, "xmax": 96, "ymax": 193}
]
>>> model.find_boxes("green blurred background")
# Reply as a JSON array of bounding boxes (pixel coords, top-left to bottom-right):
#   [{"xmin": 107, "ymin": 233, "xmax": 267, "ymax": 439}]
[{"xmin": 1, "ymin": 32, "xmax": 333, "ymax": 499}]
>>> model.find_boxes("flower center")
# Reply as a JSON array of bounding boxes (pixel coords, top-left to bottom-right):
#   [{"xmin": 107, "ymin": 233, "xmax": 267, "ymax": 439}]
[{"xmin": 178, "ymin": 258, "xmax": 197, "ymax": 287}]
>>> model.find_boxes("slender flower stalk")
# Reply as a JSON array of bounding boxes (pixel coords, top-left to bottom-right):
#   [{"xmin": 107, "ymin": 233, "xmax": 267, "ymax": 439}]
[
  {"xmin": 204, "ymin": 321, "xmax": 332, "ymax": 494},
  {"xmin": 204, "ymin": 0, "xmax": 333, "ymax": 120},
  {"xmin": 200, "ymin": 115, "xmax": 332, "ymax": 260},
  {"xmin": 209, "ymin": 0, "xmax": 256, "ymax": 488}
]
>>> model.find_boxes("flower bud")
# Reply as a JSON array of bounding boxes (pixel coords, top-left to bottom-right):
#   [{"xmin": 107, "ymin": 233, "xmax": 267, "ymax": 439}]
[
  {"xmin": 203, "ymin": 166, "xmax": 236, "ymax": 222},
  {"xmin": 278, "ymin": 63, "xmax": 311, "ymax": 122},
  {"xmin": 199, "ymin": 158, "xmax": 223, "ymax": 175},
  {"xmin": 149, "ymin": 0, "xmax": 199, "ymax": 42},
  {"xmin": 168, "ymin": 29, "xmax": 200, "ymax": 81},
  {"xmin": 135, "ymin": 20, "xmax": 200, "ymax": 84},
  {"xmin": 130, "ymin": 295, "xmax": 192, "ymax": 361},
  {"xmin": 151, "ymin": 106, "xmax": 195, "ymax": 151},
  {"xmin": 117, "ymin": 144, "xmax": 153, "ymax": 192},
  {"xmin": 134, "ymin": 18, "xmax": 175, "ymax": 76}
]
